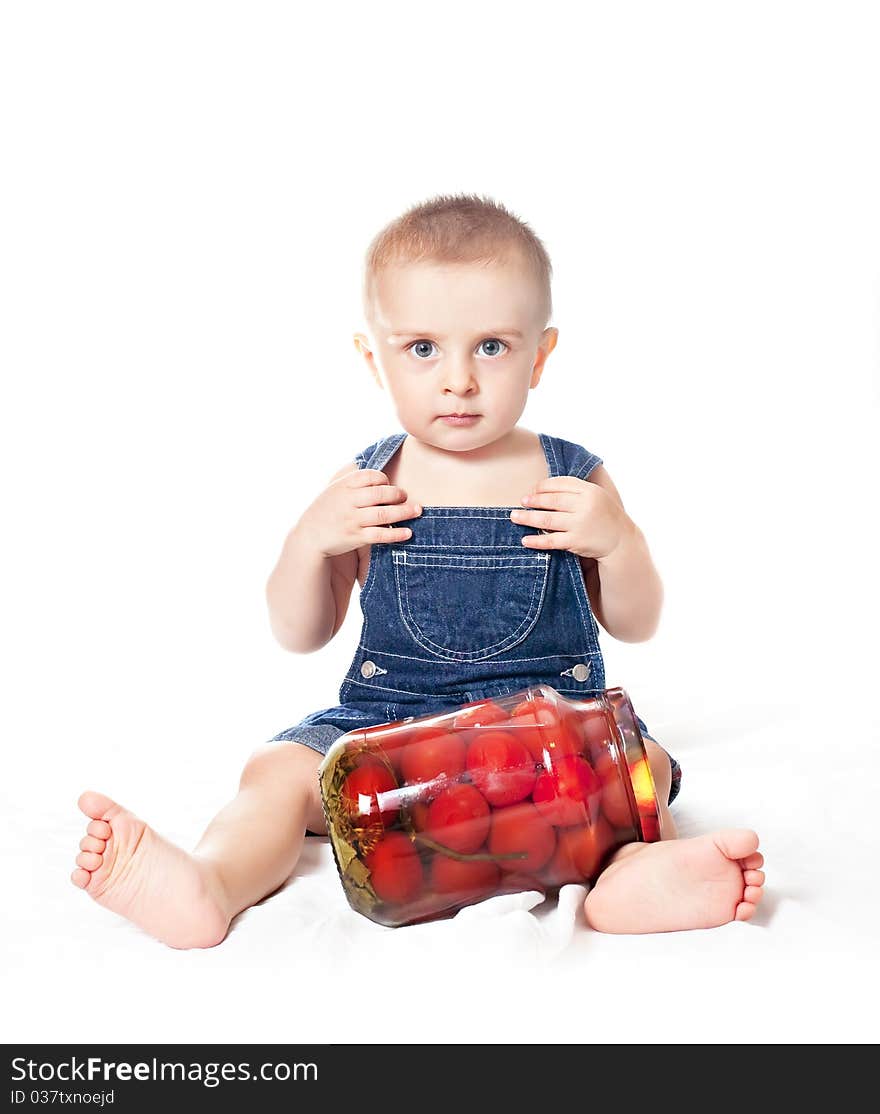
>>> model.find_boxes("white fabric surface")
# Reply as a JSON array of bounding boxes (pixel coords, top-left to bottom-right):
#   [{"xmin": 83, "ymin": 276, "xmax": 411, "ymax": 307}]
[{"xmin": 5, "ymin": 671, "xmax": 879, "ymax": 1045}]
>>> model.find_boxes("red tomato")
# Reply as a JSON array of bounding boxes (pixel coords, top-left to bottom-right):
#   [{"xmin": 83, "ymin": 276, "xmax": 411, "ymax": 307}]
[
  {"xmin": 593, "ymin": 751, "xmax": 635, "ymax": 829},
  {"xmin": 341, "ymin": 759, "xmax": 400, "ymax": 829},
  {"xmin": 488, "ymin": 800, "xmax": 557, "ymax": 873},
  {"xmin": 532, "ymin": 754, "xmax": 602, "ymax": 827},
  {"xmin": 451, "ymin": 699, "xmax": 510, "ymax": 731},
  {"xmin": 430, "ymin": 854, "xmax": 501, "ymax": 897},
  {"xmin": 400, "ymin": 727, "xmax": 467, "ymax": 793},
  {"xmin": 466, "ymin": 730, "xmax": 537, "ymax": 807},
  {"xmin": 408, "ymin": 800, "xmax": 431, "ymax": 832},
  {"xmin": 540, "ymin": 833, "xmax": 585, "ymax": 887},
  {"xmin": 510, "ymin": 696, "xmax": 582, "ymax": 762},
  {"xmin": 361, "ymin": 722, "xmax": 413, "ymax": 775},
  {"xmin": 505, "ymin": 701, "xmax": 547, "ymax": 761},
  {"xmin": 425, "ymin": 783, "xmax": 491, "ymax": 854},
  {"xmin": 362, "ymin": 830, "xmax": 424, "ymax": 905},
  {"xmin": 576, "ymin": 704, "xmax": 615, "ymax": 754},
  {"xmin": 556, "ymin": 815, "xmax": 615, "ymax": 881}
]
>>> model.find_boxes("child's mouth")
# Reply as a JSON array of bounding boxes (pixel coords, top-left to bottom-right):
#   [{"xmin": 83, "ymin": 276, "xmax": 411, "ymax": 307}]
[{"xmin": 439, "ymin": 414, "xmax": 481, "ymax": 426}]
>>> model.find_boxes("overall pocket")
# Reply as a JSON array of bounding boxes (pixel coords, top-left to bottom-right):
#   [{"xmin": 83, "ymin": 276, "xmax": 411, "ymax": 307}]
[{"xmin": 391, "ymin": 548, "xmax": 550, "ymax": 662}]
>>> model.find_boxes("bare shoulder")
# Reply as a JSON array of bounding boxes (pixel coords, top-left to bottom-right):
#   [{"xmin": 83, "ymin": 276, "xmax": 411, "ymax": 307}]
[
  {"xmin": 583, "ymin": 464, "xmax": 625, "ymax": 508},
  {"xmin": 326, "ymin": 459, "xmax": 362, "ymax": 484}
]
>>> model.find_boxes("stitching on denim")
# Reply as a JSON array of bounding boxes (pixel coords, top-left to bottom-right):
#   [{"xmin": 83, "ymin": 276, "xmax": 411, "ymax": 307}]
[
  {"xmin": 393, "ymin": 548, "xmax": 550, "ymax": 660},
  {"xmin": 274, "ymin": 723, "xmax": 344, "ymax": 745},
  {"xmin": 574, "ymin": 551, "xmax": 603, "ymax": 644},
  {"xmin": 395, "ymin": 552, "xmax": 544, "ymax": 658},
  {"xmin": 543, "ymin": 433, "xmax": 560, "ymax": 478},
  {"xmin": 415, "ymin": 508, "xmax": 526, "ymax": 515},
  {"xmin": 564, "ymin": 550, "xmax": 601, "ymax": 656},
  {"xmin": 355, "ymin": 432, "xmax": 415, "ymax": 613},
  {"xmin": 393, "ymin": 552, "xmax": 548, "ymax": 568},
  {"xmin": 358, "ymin": 438, "xmax": 395, "ymax": 609},
  {"xmin": 338, "ymin": 438, "xmax": 394, "ymax": 701},
  {"xmin": 409, "ymin": 513, "xmax": 541, "ymax": 522},
  {"xmin": 573, "ymin": 452, "xmax": 602, "ymax": 479},
  {"xmin": 394, "ymin": 540, "xmax": 533, "ymax": 547},
  {"xmin": 345, "ymin": 677, "xmax": 472, "ymax": 699},
  {"xmin": 350, "ymin": 645, "xmax": 596, "ymax": 666},
  {"xmin": 466, "ymin": 684, "xmax": 516, "ymax": 701},
  {"xmin": 345, "ymin": 677, "xmax": 604, "ymax": 702}
]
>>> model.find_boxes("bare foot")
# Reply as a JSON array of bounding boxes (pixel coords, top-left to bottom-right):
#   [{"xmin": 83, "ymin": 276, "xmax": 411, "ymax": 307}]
[
  {"xmin": 71, "ymin": 790, "xmax": 231, "ymax": 949},
  {"xmin": 583, "ymin": 829, "xmax": 765, "ymax": 934}
]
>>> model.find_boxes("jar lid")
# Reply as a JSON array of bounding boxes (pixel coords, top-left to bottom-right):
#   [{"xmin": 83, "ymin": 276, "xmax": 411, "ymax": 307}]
[{"xmin": 604, "ymin": 688, "xmax": 661, "ymax": 843}]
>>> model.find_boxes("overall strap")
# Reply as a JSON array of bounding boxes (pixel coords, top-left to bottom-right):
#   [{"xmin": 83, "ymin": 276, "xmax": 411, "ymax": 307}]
[
  {"xmin": 541, "ymin": 433, "xmax": 604, "ymax": 480},
  {"xmin": 354, "ymin": 432, "xmax": 405, "ymax": 472}
]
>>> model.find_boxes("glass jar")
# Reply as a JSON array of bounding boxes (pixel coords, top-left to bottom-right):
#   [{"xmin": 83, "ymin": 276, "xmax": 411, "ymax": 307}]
[{"xmin": 318, "ymin": 684, "xmax": 660, "ymax": 927}]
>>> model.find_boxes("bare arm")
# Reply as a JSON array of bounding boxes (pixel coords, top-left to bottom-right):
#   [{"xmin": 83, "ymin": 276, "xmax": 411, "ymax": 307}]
[
  {"xmin": 265, "ymin": 524, "xmax": 339, "ymax": 654},
  {"xmin": 265, "ymin": 459, "xmax": 419, "ymax": 653},
  {"xmin": 265, "ymin": 461, "xmax": 361, "ymax": 654},
  {"xmin": 579, "ymin": 465, "xmax": 663, "ymax": 643}
]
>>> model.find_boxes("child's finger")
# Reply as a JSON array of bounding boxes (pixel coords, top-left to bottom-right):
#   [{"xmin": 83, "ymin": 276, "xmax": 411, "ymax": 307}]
[
  {"xmin": 520, "ymin": 530, "xmax": 564, "ymax": 547},
  {"xmin": 519, "ymin": 491, "xmax": 576, "ymax": 509},
  {"xmin": 370, "ymin": 526, "xmax": 414, "ymax": 544},
  {"xmin": 509, "ymin": 507, "xmax": 569, "ymax": 529},
  {"xmin": 354, "ymin": 484, "xmax": 411, "ymax": 508},
  {"xmin": 527, "ymin": 477, "xmax": 588, "ymax": 495}
]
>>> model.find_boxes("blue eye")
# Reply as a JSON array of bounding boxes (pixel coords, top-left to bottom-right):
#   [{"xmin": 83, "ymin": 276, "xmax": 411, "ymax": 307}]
[{"xmin": 406, "ymin": 338, "xmax": 509, "ymax": 360}]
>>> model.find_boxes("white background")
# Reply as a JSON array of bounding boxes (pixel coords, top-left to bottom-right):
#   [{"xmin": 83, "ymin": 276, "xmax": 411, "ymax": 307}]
[{"xmin": 2, "ymin": 1, "xmax": 878, "ymax": 1044}]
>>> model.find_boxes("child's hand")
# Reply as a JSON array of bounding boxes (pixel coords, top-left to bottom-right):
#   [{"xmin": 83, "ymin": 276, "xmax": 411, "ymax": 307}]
[
  {"xmin": 509, "ymin": 477, "xmax": 632, "ymax": 560},
  {"xmin": 298, "ymin": 469, "xmax": 422, "ymax": 558}
]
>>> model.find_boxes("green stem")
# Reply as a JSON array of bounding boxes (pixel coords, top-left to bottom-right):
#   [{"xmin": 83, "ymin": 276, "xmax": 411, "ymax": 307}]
[{"xmin": 413, "ymin": 831, "xmax": 527, "ymax": 863}]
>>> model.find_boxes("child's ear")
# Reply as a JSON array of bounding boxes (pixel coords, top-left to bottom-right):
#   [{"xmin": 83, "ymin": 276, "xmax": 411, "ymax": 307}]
[
  {"xmin": 543, "ymin": 327, "xmax": 559, "ymax": 356},
  {"xmin": 531, "ymin": 327, "xmax": 559, "ymax": 385},
  {"xmin": 353, "ymin": 333, "xmax": 384, "ymax": 390}
]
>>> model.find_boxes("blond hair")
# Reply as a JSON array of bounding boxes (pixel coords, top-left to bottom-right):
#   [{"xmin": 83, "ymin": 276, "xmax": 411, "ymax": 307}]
[{"xmin": 362, "ymin": 193, "xmax": 553, "ymax": 329}]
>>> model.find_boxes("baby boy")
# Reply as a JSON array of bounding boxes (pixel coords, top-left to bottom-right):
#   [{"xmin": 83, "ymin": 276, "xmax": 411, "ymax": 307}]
[{"xmin": 71, "ymin": 193, "xmax": 764, "ymax": 947}]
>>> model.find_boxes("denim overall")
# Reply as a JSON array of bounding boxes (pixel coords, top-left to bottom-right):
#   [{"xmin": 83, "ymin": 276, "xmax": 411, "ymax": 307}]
[{"xmin": 271, "ymin": 431, "xmax": 681, "ymax": 806}]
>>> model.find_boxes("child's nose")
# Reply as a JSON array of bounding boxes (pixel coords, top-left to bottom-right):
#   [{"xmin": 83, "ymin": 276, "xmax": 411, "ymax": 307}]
[{"xmin": 441, "ymin": 361, "xmax": 478, "ymax": 390}]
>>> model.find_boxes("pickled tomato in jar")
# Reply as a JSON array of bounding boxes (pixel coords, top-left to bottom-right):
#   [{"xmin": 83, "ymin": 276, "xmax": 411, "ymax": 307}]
[{"xmin": 319, "ymin": 685, "xmax": 660, "ymax": 927}]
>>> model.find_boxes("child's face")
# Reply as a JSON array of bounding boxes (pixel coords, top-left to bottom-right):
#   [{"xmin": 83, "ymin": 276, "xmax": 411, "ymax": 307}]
[{"xmin": 354, "ymin": 252, "xmax": 557, "ymax": 451}]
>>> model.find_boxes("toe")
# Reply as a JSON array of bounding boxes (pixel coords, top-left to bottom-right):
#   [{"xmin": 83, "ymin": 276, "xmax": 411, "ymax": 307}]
[
  {"xmin": 715, "ymin": 828, "xmax": 760, "ymax": 862},
  {"xmin": 71, "ymin": 867, "xmax": 91, "ymax": 888},
  {"xmin": 743, "ymin": 884, "xmax": 764, "ymax": 905},
  {"xmin": 78, "ymin": 791, "xmax": 119, "ymax": 821},
  {"xmin": 735, "ymin": 902, "xmax": 755, "ymax": 922},
  {"xmin": 80, "ymin": 835, "xmax": 106, "ymax": 853},
  {"xmin": 76, "ymin": 851, "xmax": 103, "ymax": 871},
  {"xmin": 741, "ymin": 852, "xmax": 764, "ymax": 870},
  {"xmin": 87, "ymin": 820, "xmax": 112, "ymax": 840},
  {"xmin": 743, "ymin": 869, "xmax": 765, "ymax": 887}
]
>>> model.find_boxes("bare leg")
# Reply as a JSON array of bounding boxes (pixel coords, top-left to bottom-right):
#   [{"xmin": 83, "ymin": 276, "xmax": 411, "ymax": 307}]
[
  {"xmin": 644, "ymin": 736, "xmax": 677, "ymax": 841},
  {"xmin": 192, "ymin": 741, "xmax": 326, "ymax": 915},
  {"xmin": 583, "ymin": 739, "xmax": 766, "ymax": 933},
  {"xmin": 71, "ymin": 742, "xmax": 325, "ymax": 949}
]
